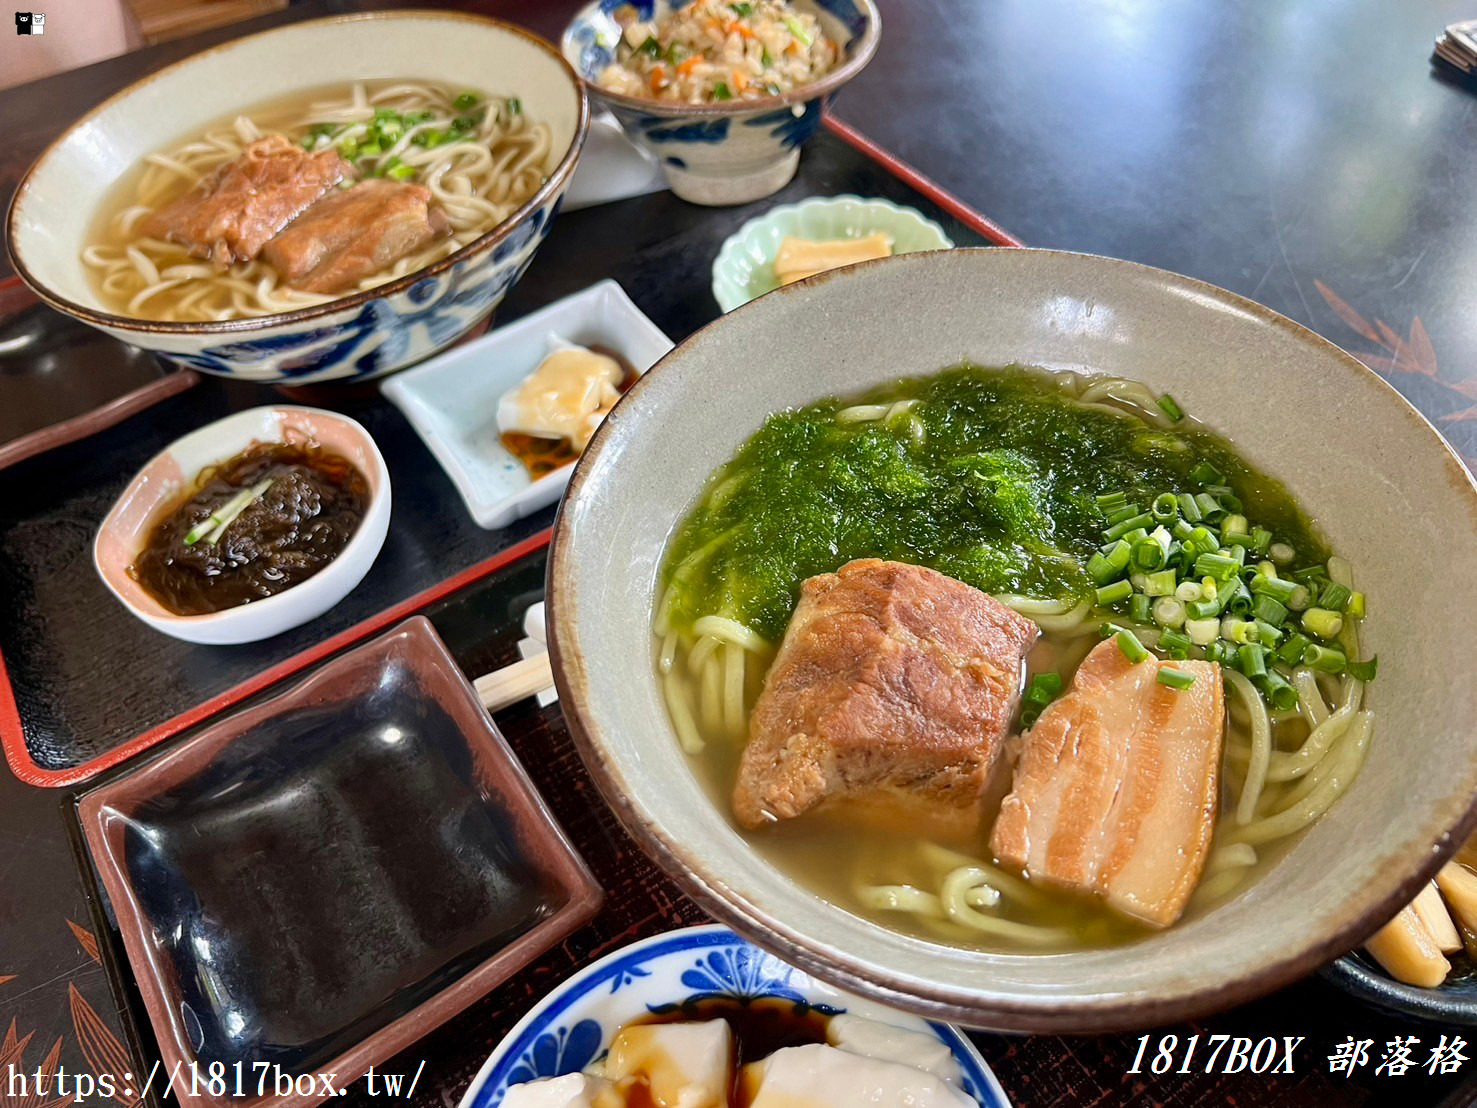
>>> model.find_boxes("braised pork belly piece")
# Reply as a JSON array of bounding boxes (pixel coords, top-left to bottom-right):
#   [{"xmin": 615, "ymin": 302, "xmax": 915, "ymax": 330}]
[
  {"xmin": 142, "ymin": 135, "xmax": 348, "ymax": 267},
  {"xmin": 991, "ymin": 638, "xmax": 1225, "ymax": 928},
  {"xmin": 261, "ymin": 179, "xmax": 450, "ymax": 294},
  {"xmin": 732, "ymin": 559, "xmax": 1037, "ymax": 834}
]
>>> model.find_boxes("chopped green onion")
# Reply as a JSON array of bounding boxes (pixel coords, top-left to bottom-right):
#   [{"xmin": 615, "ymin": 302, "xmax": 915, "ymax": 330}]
[
  {"xmin": 1220, "ymin": 513, "xmax": 1248, "ymax": 537},
  {"xmin": 507, "ymin": 97, "xmax": 522, "ymax": 115},
  {"xmin": 1239, "ymin": 643, "xmax": 1268, "ymax": 679},
  {"xmin": 1131, "ymin": 535, "xmax": 1169, "ymax": 572},
  {"xmin": 1258, "ymin": 671, "xmax": 1299, "ymax": 711},
  {"xmin": 1194, "ymin": 492, "xmax": 1224, "ymax": 521},
  {"xmin": 1142, "ymin": 569, "xmax": 1178, "ymax": 597},
  {"xmin": 713, "ymin": 81, "xmax": 733, "ymax": 100},
  {"xmin": 1150, "ymin": 492, "xmax": 1179, "ymax": 521},
  {"xmin": 1085, "ymin": 553, "xmax": 1115, "ymax": 585},
  {"xmin": 1157, "ymin": 666, "xmax": 1196, "ymax": 690},
  {"xmin": 1175, "ymin": 580, "xmax": 1203, "ymax": 602},
  {"xmin": 1221, "ymin": 617, "xmax": 1257, "ymax": 645},
  {"xmin": 1194, "ymin": 553, "xmax": 1240, "ymax": 581},
  {"xmin": 1096, "ymin": 580, "xmax": 1133, "ymax": 606},
  {"xmin": 1190, "ymin": 461, "xmax": 1224, "ymax": 485},
  {"xmin": 1186, "ymin": 597, "xmax": 1222, "ymax": 621},
  {"xmin": 1186, "ymin": 526, "xmax": 1221, "ymax": 556},
  {"xmin": 1122, "ymin": 593, "xmax": 1146, "ymax": 629},
  {"xmin": 1157, "ymin": 394, "xmax": 1185, "ymax": 422},
  {"xmin": 1318, "ymin": 583, "xmax": 1352, "ymax": 612},
  {"xmin": 1346, "ymin": 591, "xmax": 1366, "ymax": 619},
  {"xmin": 1302, "ymin": 644, "xmax": 1347, "ymax": 674},
  {"xmin": 784, "ymin": 14, "xmax": 814, "ymax": 45},
  {"xmin": 1105, "ymin": 503, "xmax": 1143, "ymax": 527},
  {"xmin": 1250, "ymin": 594, "xmax": 1288, "ymax": 626},
  {"xmin": 1250, "ymin": 575, "xmax": 1298, "ymax": 603},
  {"xmin": 1159, "ymin": 629, "xmax": 1193, "ymax": 659},
  {"xmin": 1152, "ymin": 596, "xmax": 1187, "ymax": 629},
  {"xmin": 1103, "ymin": 512, "xmax": 1153, "ymax": 542},
  {"xmin": 1301, "ymin": 607, "xmax": 1344, "ymax": 641},
  {"xmin": 1347, "ymin": 655, "xmax": 1378, "ymax": 681},
  {"xmin": 1027, "ymin": 671, "xmax": 1063, "ymax": 698},
  {"xmin": 1251, "ymin": 527, "xmax": 1273, "ymax": 555},
  {"xmin": 1270, "ymin": 543, "xmax": 1299, "ymax": 565},
  {"xmin": 730, "ymin": 0, "xmax": 755, "ymax": 13},
  {"xmin": 1204, "ymin": 640, "xmax": 1233, "ymax": 664},
  {"xmin": 1253, "ymin": 619, "xmax": 1283, "ymax": 647},
  {"xmin": 1276, "ymin": 632, "xmax": 1311, "ymax": 666},
  {"xmin": 1129, "ymin": 593, "xmax": 1153, "ymax": 624},
  {"xmin": 1095, "ymin": 490, "xmax": 1129, "ymax": 511},
  {"xmin": 1207, "ymin": 486, "xmax": 1243, "ymax": 514},
  {"xmin": 387, "ymin": 162, "xmax": 417, "ymax": 181},
  {"xmin": 1185, "ymin": 616, "xmax": 1220, "ymax": 645},
  {"xmin": 1224, "ymin": 580, "xmax": 1253, "ymax": 615},
  {"xmin": 1178, "ymin": 492, "xmax": 1202, "ymax": 523},
  {"xmin": 1114, "ymin": 628, "xmax": 1150, "ymax": 664}
]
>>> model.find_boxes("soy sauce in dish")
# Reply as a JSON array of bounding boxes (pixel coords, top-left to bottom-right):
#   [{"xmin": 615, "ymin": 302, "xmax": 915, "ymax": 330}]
[
  {"xmin": 624, "ymin": 997, "xmax": 831, "ymax": 1108},
  {"xmin": 129, "ymin": 439, "xmax": 369, "ymax": 616}
]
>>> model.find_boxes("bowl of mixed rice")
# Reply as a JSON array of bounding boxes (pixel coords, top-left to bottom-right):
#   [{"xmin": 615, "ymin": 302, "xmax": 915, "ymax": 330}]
[{"xmin": 562, "ymin": 0, "xmax": 880, "ymax": 205}]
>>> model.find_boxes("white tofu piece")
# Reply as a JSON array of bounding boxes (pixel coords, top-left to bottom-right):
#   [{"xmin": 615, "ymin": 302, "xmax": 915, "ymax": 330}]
[
  {"xmin": 604, "ymin": 1020, "xmax": 732, "ymax": 1107},
  {"xmin": 742, "ymin": 1044, "xmax": 975, "ymax": 1107},
  {"xmin": 499, "ymin": 1072, "xmax": 619, "ymax": 1108},
  {"xmin": 496, "ymin": 341, "xmax": 624, "ymax": 450},
  {"xmin": 826, "ymin": 1014, "xmax": 963, "ymax": 1085}
]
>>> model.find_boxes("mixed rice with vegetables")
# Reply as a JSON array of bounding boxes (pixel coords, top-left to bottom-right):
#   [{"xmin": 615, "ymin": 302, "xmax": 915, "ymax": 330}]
[{"xmin": 598, "ymin": 0, "xmax": 840, "ymax": 103}]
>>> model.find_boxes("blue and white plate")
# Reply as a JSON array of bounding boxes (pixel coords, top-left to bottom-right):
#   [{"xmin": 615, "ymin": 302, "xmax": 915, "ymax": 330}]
[{"xmin": 459, "ymin": 924, "xmax": 1010, "ymax": 1108}]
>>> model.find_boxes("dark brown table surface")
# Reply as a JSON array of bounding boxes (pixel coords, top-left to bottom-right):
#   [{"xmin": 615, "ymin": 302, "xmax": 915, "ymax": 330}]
[{"xmin": 4, "ymin": 3, "xmax": 1477, "ymax": 1108}]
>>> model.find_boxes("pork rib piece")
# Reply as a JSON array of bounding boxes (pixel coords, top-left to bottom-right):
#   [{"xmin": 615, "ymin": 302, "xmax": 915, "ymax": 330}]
[
  {"xmin": 732, "ymin": 559, "xmax": 1038, "ymax": 833},
  {"xmin": 261, "ymin": 179, "xmax": 450, "ymax": 294},
  {"xmin": 990, "ymin": 638, "xmax": 1225, "ymax": 928},
  {"xmin": 142, "ymin": 135, "xmax": 348, "ymax": 267}
]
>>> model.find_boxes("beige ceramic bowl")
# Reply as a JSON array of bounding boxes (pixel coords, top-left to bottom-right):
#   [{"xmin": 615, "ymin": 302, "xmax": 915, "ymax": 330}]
[{"xmin": 550, "ymin": 247, "xmax": 1477, "ymax": 1032}]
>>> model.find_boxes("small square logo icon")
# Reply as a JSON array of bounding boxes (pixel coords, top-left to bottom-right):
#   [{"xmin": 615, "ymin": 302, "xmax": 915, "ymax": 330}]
[{"xmin": 14, "ymin": 10, "xmax": 41, "ymax": 34}]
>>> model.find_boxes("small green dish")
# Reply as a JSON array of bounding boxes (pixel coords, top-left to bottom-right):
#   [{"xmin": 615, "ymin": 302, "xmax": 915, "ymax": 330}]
[{"xmin": 711, "ymin": 195, "xmax": 954, "ymax": 312}]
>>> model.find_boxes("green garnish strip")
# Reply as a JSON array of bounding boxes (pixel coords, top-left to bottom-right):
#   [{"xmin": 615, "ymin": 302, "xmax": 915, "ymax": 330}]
[
  {"xmin": 184, "ymin": 478, "xmax": 273, "ymax": 546},
  {"xmin": 1085, "ymin": 480, "xmax": 1375, "ymax": 708}
]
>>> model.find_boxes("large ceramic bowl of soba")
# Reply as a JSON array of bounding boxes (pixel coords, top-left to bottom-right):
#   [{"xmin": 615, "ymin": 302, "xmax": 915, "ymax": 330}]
[
  {"xmin": 548, "ymin": 247, "xmax": 1477, "ymax": 1032},
  {"xmin": 5, "ymin": 11, "xmax": 588, "ymax": 384}
]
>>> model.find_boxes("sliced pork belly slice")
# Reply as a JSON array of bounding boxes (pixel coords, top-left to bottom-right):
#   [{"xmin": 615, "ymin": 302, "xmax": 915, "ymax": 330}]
[
  {"xmin": 990, "ymin": 638, "xmax": 1224, "ymax": 928},
  {"xmin": 732, "ymin": 559, "xmax": 1038, "ymax": 833},
  {"xmin": 261, "ymin": 179, "xmax": 450, "ymax": 294},
  {"xmin": 142, "ymin": 135, "xmax": 348, "ymax": 266}
]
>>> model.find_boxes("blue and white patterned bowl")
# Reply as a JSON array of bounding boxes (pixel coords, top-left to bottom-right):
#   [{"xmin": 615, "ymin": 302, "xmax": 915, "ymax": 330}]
[
  {"xmin": 6, "ymin": 12, "xmax": 589, "ymax": 385},
  {"xmin": 459, "ymin": 925, "xmax": 1008, "ymax": 1108},
  {"xmin": 561, "ymin": 1, "xmax": 879, "ymax": 205}
]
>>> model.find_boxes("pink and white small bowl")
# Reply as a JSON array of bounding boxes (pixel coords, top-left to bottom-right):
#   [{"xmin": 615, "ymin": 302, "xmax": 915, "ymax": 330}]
[{"xmin": 94, "ymin": 406, "xmax": 391, "ymax": 646}]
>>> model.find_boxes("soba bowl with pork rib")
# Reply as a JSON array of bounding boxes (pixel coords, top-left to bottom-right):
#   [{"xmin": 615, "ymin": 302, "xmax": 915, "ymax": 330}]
[
  {"xmin": 6, "ymin": 12, "xmax": 588, "ymax": 383},
  {"xmin": 84, "ymin": 81, "xmax": 550, "ymax": 321},
  {"xmin": 655, "ymin": 364, "xmax": 1378, "ymax": 952}
]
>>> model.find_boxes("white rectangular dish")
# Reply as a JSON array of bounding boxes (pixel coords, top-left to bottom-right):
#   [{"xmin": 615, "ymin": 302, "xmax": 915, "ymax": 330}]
[{"xmin": 382, "ymin": 280, "xmax": 673, "ymax": 529}]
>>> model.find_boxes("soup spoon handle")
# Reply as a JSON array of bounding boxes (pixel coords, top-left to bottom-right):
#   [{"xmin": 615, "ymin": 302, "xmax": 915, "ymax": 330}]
[{"xmin": 474, "ymin": 652, "xmax": 554, "ymax": 713}]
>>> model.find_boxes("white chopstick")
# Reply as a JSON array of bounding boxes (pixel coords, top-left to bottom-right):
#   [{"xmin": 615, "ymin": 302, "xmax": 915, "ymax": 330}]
[{"xmin": 474, "ymin": 652, "xmax": 555, "ymax": 713}]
